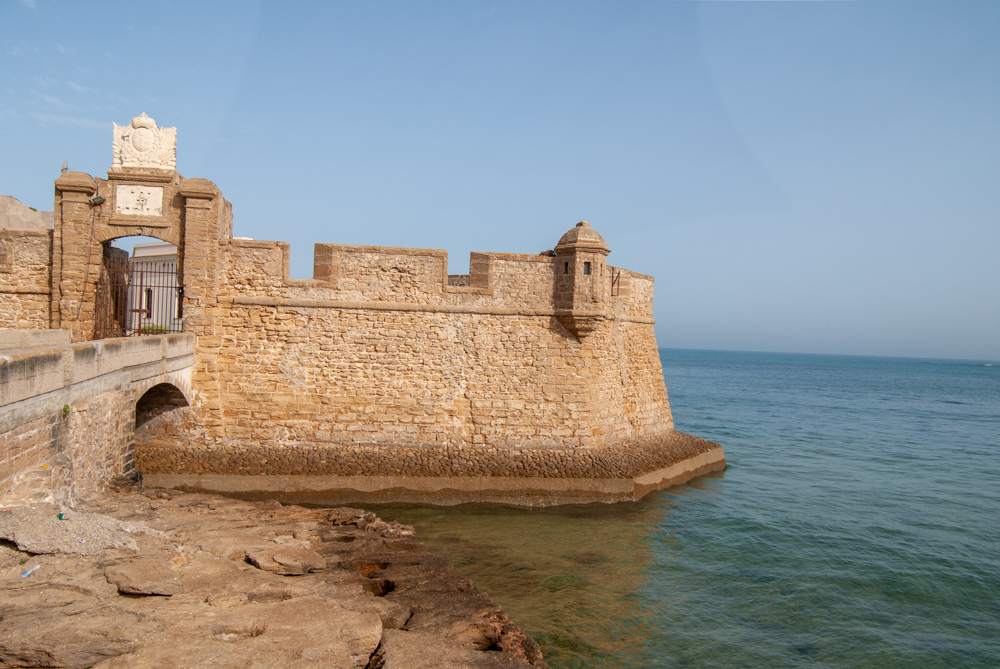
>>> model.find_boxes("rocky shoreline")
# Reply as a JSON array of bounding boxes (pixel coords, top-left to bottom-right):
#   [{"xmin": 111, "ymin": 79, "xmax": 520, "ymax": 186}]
[{"xmin": 0, "ymin": 487, "xmax": 547, "ymax": 668}]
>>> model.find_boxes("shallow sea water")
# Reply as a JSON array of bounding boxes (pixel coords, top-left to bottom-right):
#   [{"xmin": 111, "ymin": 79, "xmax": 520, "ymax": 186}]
[{"xmin": 367, "ymin": 349, "xmax": 1000, "ymax": 668}]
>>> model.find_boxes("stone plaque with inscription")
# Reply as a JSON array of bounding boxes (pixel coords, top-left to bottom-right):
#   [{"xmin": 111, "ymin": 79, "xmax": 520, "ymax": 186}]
[{"xmin": 116, "ymin": 185, "xmax": 164, "ymax": 216}]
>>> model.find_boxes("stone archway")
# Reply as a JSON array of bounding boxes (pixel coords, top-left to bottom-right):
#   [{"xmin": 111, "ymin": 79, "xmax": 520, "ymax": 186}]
[
  {"xmin": 51, "ymin": 113, "xmax": 227, "ymax": 343},
  {"xmin": 136, "ymin": 383, "xmax": 190, "ymax": 429}
]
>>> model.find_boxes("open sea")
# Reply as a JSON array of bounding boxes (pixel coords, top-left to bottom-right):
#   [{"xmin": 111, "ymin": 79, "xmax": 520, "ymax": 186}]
[{"xmin": 369, "ymin": 349, "xmax": 1000, "ymax": 668}]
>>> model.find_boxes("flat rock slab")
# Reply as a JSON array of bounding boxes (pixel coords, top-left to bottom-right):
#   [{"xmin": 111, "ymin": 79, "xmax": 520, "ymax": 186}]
[
  {"xmin": 246, "ymin": 546, "xmax": 326, "ymax": 575},
  {"xmin": 0, "ymin": 491, "xmax": 547, "ymax": 668},
  {"xmin": 0, "ymin": 580, "xmax": 144, "ymax": 668},
  {"xmin": 105, "ymin": 558, "xmax": 184, "ymax": 596},
  {"xmin": 89, "ymin": 597, "xmax": 382, "ymax": 669},
  {"xmin": 0, "ymin": 504, "xmax": 139, "ymax": 555}
]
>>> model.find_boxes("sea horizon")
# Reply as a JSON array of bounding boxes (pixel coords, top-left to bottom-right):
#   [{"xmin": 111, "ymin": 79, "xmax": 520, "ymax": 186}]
[{"xmin": 659, "ymin": 346, "xmax": 1000, "ymax": 366}]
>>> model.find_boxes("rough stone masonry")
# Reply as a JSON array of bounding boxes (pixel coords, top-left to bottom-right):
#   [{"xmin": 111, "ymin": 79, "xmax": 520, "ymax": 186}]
[{"xmin": 0, "ymin": 114, "xmax": 724, "ymax": 504}]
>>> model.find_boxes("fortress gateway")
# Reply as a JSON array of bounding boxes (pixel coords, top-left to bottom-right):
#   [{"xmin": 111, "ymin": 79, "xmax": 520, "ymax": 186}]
[{"xmin": 0, "ymin": 115, "xmax": 724, "ymax": 504}]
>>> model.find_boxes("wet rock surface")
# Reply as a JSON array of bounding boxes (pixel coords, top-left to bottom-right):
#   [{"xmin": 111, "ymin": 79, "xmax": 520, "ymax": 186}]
[{"xmin": 0, "ymin": 489, "xmax": 547, "ymax": 668}]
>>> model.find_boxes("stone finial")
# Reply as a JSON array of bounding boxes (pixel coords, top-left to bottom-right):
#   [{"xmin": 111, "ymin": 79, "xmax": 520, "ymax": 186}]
[{"xmin": 112, "ymin": 113, "xmax": 177, "ymax": 170}]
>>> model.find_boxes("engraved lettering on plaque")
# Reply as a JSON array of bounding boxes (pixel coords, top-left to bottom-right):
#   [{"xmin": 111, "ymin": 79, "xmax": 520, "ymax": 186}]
[{"xmin": 116, "ymin": 185, "xmax": 163, "ymax": 216}]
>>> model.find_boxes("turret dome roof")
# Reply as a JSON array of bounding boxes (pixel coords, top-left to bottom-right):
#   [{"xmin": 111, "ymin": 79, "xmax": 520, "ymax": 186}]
[{"xmin": 555, "ymin": 221, "xmax": 610, "ymax": 254}]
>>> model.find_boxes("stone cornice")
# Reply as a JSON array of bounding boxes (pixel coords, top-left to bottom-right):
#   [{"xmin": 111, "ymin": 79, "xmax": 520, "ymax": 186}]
[
  {"xmin": 106, "ymin": 167, "xmax": 176, "ymax": 184},
  {"xmin": 227, "ymin": 295, "xmax": 654, "ymax": 323},
  {"xmin": 178, "ymin": 178, "xmax": 217, "ymax": 200},
  {"xmin": 54, "ymin": 172, "xmax": 97, "ymax": 194}
]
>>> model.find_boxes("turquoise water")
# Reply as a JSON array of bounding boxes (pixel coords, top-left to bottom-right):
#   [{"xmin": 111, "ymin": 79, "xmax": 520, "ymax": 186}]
[{"xmin": 369, "ymin": 349, "xmax": 1000, "ymax": 667}]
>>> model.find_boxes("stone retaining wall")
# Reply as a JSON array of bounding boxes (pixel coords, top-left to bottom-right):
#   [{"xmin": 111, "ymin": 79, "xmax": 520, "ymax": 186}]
[
  {"xmin": 0, "ymin": 391, "xmax": 136, "ymax": 502},
  {"xmin": 0, "ymin": 410, "xmax": 65, "ymax": 486},
  {"xmin": 173, "ymin": 235, "xmax": 673, "ymax": 462}
]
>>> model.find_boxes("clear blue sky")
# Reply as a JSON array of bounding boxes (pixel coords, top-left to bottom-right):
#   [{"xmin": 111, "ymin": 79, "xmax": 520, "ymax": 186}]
[{"xmin": 2, "ymin": 1, "xmax": 997, "ymax": 361}]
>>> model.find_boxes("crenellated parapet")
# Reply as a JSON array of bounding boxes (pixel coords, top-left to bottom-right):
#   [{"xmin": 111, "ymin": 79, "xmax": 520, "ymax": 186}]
[{"xmin": 218, "ymin": 222, "xmax": 653, "ymax": 330}]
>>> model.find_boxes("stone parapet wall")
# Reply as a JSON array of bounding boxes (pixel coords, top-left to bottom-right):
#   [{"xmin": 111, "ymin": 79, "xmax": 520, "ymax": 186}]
[
  {"xmin": 612, "ymin": 268, "xmax": 656, "ymax": 321},
  {"xmin": 221, "ymin": 240, "xmax": 653, "ymax": 318},
  {"xmin": 221, "ymin": 239, "xmax": 288, "ymax": 297},
  {"xmin": 0, "ymin": 333, "xmax": 195, "ymax": 419},
  {"xmin": 0, "ymin": 329, "xmax": 71, "ymax": 350},
  {"xmin": 0, "ymin": 229, "xmax": 52, "ymax": 329},
  {"xmin": 0, "ymin": 195, "xmax": 52, "ymax": 230},
  {"xmin": 317, "ymin": 244, "xmax": 452, "ymax": 304}
]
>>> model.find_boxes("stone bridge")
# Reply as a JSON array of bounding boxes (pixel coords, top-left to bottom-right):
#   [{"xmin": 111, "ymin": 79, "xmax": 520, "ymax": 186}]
[{"xmin": 0, "ymin": 330, "xmax": 195, "ymax": 498}]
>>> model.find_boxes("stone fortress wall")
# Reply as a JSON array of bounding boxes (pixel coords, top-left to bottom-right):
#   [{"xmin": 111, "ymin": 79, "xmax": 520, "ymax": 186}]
[
  {"xmin": 0, "ymin": 197, "xmax": 53, "ymax": 330},
  {"xmin": 211, "ymin": 238, "xmax": 671, "ymax": 450},
  {"xmin": 0, "ymin": 115, "xmax": 724, "ymax": 504}
]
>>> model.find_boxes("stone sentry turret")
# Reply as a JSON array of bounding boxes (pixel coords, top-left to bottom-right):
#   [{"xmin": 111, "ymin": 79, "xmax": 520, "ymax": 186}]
[{"xmin": 554, "ymin": 220, "xmax": 611, "ymax": 337}]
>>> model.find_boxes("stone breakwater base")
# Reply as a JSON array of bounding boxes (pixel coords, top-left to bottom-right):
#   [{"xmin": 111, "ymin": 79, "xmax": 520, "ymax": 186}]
[{"xmin": 139, "ymin": 432, "xmax": 726, "ymax": 505}]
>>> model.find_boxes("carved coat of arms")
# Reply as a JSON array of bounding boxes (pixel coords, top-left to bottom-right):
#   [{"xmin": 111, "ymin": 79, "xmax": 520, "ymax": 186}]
[{"xmin": 112, "ymin": 113, "xmax": 177, "ymax": 169}]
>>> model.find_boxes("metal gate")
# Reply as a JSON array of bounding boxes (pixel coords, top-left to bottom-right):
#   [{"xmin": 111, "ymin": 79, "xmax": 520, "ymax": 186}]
[{"xmin": 94, "ymin": 245, "xmax": 183, "ymax": 339}]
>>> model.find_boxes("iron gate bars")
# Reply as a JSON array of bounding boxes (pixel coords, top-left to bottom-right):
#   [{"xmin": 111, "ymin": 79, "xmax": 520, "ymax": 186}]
[{"xmin": 94, "ymin": 248, "xmax": 183, "ymax": 339}]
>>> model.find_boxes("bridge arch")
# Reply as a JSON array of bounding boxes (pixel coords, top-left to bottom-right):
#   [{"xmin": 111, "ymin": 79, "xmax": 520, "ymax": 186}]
[{"xmin": 136, "ymin": 382, "xmax": 189, "ymax": 428}]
